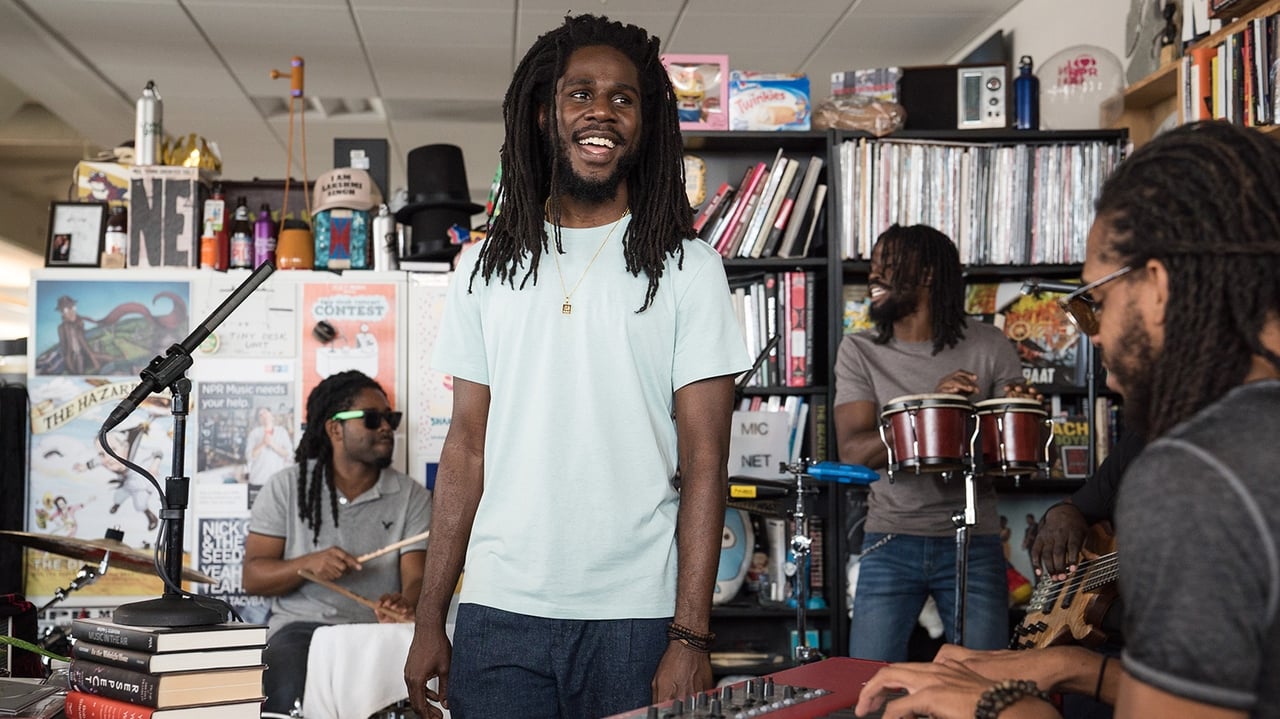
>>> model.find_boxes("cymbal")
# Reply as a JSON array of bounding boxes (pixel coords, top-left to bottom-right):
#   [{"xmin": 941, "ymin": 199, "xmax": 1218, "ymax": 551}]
[{"xmin": 0, "ymin": 530, "xmax": 215, "ymax": 584}]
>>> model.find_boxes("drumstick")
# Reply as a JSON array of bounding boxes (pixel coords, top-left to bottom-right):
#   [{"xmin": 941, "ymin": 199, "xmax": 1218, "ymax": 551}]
[
  {"xmin": 297, "ymin": 568, "xmax": 413, "ymax": 623},
  {"xmin": 356, "ymin": 530, "xmax": 431, "ymax": 564}
]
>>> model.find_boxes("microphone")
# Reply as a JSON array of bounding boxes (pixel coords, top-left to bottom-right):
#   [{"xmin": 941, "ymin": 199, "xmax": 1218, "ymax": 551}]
[
  {"xmin": 1020, "ymin": 278, "xmax": 1081, "ymax": 296},
  {"xmin": 103, "ymin": 262, "xmax": 276, "ymax": 431}
]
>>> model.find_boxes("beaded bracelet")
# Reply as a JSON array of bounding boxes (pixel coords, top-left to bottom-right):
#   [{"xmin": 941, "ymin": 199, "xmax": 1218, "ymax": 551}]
[
  {"xmin": 974, "ymin": 679, "xmax": 1052, "ymax": 719},
  {"xmin": 666, "ymin": 622, "xmax": 715, "ymax": 652}
]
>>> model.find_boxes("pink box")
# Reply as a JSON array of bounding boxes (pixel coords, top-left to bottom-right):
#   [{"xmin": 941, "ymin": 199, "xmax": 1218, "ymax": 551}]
[{"xmin": 661, "ymin": 54, "xmax": 729, "ymax": 131}]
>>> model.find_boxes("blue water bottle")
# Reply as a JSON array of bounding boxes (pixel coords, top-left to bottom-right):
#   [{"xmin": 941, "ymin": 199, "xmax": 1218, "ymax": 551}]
[{"xmin": 1015, "ymin": 55, "xmax": 1040, "ymax": 130}]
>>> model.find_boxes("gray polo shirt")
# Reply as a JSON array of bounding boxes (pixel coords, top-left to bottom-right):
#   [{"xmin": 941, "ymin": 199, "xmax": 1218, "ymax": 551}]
[{"xmin": 249, "ymin": 462, "xmax": 431, "ymax": 637}]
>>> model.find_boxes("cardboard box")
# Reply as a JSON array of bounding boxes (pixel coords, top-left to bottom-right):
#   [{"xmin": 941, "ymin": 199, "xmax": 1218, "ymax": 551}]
[
  {"xmin": 74, "ymin": 162, "xmax": 130, "ymax": 208},
  {"xmin": 728, "ymin": 72, "xmax": 812, "ymax": 131},
  {"xmin": 313, "ymin": 209, "xmax": 371, "ymax": 270},
  {"xmin": 129, "ymin": 166, "xmax": 212, "ymax": 268}
]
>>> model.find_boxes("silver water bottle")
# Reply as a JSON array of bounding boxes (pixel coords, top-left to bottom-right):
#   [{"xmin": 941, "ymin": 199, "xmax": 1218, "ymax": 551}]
[
  {"xmin": 373, "ymin": 204, "xmax": 399, "ymax": 270},
  {"xmin": 135, "ymin": 80, "xmax": 163, "ymax": 166}
]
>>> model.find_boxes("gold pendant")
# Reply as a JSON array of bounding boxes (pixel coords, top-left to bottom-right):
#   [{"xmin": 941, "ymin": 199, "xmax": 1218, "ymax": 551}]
[{"xmin": 562, "ymin": 301, "xmax": 572, "ymax": 315}]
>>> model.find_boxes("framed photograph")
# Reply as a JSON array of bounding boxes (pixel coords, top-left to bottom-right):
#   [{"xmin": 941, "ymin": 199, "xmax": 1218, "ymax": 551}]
[
  {"xmin": 46, "ymin": 202, "xmax": 107, "ymax": 268},
  {"xmin": 661, "ymin": 54, "xmax": 729, "ymax": 131}
]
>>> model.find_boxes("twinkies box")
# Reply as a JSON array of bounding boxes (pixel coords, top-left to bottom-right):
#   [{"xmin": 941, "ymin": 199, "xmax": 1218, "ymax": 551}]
[
  {"xmin": 728, "ymin": 72, "xmax": 811, "ymax": 131},
  {"xmin": 314, "ymin": 209, "xmax": 371, "ymax": 270},
  {"xmin": 129, "ymin": 166, "xmax": 213, "ymax": 268}
]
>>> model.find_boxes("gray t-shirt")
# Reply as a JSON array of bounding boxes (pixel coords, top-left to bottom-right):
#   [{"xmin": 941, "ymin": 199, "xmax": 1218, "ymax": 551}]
[
  {"xmin": 1118, "ymin": 380, "xmax": 1280, "ymax": 716},
  {"xmin": 834, "ymin": 322, "xmax": 1026, "ymax": 536},
  {"xmin": 248, "ymin": 463, "xmax": 432, "ymax": 638}
]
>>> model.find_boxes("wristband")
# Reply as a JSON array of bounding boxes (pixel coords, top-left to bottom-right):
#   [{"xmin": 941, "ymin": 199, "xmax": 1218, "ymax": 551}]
[{"xmin": 974, "ymin": 679, "xmax": 1052, "ymax": 719}]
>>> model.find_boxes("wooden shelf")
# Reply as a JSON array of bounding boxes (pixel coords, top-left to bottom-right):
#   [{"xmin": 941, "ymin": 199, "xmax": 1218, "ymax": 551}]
[
  {"xmin": 1111, "ymin": 0, "xmax": 1280, "ymax": 146},
  {"xmin": 1121, "ymin": 62, "xmax": 1179, "ymax": 110}
]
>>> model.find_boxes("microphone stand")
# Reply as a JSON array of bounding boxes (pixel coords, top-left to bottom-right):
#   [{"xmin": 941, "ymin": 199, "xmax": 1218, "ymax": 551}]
[
  {"xmin": 112, "ymin": 263, "xmax": 276, "ymax": 627},
  {"xmin": 1019, "ymin": 279, "xmax": 1098, "ymax": 479}
]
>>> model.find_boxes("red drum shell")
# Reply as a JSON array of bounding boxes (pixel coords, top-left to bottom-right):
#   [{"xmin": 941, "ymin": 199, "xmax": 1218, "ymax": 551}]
[
  {"xmin": 879, "ymin": 393, "xmax": 973, "ymax": 474},
  {"xmin": 974, "ymin": 398, "xmax": 1048, "ymax": 476}
]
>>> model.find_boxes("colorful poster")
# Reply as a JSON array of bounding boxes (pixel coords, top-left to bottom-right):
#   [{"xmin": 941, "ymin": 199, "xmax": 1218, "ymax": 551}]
[
  {"xmin": 406, "ymin": 274, "xmax": 452, "ymax": 483},
  {"xmin": 25, "ymin": 375, "xmax": 185, "ymax": 603},
  {"xmin": 300, "ymin": 281, "xmax": 399, "ymax": 408},
  {"xmin": 31, "ymin": 277, "xmax": 190, "ymax": 377},
  {"xmin": 193, "ymin": 376, "xmax": 297, "ymax": 509},
  {"xmin": 193, "ymin": 514, "xmax": 270, "ymax": 625}
]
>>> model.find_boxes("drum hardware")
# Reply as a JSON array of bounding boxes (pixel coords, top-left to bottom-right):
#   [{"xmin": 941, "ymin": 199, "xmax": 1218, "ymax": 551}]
[
  {"xmin": 776, "ymin": 460, "xmax": 823, "ymax": 664},
  {"xmin": 877, "ymin": 392, "xmax": 1056, "ymax": 646}
]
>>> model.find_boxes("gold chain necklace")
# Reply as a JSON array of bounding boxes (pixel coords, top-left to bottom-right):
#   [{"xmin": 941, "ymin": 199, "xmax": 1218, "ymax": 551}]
[{"xmin": 551, "ymin": 208, "xmax": 629, "ymax": 315}]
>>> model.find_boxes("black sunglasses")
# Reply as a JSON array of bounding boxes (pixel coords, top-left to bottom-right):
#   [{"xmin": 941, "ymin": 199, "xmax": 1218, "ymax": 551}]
[
  {"xmin": 1056, "ymin": 265, "xmax": 1133, "ymax": 336},
  {"xmin": 331, "ymin": 409, "xmax": 403, "ymax": 431}
]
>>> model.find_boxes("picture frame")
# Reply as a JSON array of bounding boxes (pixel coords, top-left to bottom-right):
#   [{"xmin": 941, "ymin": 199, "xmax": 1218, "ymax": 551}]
[
  {"xmin": 661, "ymin": 54, "xmax": 730, "ymax": 131},
  {"xmin": 46, "ymin": 202, "xmax": 107, "ymax": 268}
]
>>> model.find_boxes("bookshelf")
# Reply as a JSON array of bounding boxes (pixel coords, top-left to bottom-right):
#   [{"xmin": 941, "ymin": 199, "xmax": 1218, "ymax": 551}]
[
  {"xmin": 684, "ymin": 129, "xmax": 841, "ymax": 674},
  {"xmin": 685, "ymin": 126, "xmax": 1125, "ymax": 670},
  {"xmin": 1109, "ymin": 0, "xmax": 1280, "ymax": 146}
]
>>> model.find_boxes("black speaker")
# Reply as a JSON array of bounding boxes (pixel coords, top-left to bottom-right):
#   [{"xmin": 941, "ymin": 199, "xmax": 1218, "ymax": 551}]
[
  {"xmin": 333, "ymin": 138, "xmax": 390, "ymax": 202},
  {"xmin": 0, "ymin": 384, "xmax": 29, "ymax": 595}
]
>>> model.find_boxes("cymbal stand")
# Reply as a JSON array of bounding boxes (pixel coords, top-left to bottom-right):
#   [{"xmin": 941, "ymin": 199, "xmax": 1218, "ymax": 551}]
[
  {"xmin": 37, "ymin": 557, "xmax": 110, "ymax": 615},
  {"xmin": 778, "ymin": 460, "xmax": 822, "ymax": 664}
]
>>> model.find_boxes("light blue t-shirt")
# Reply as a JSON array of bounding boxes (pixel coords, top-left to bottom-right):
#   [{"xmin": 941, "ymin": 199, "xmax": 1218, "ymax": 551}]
[{"xmin": 432, "ymin": 217, "xmax": 751, "ymax": 619}]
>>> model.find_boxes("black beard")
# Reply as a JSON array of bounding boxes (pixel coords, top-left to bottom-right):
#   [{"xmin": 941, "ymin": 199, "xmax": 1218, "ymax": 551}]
[
  {"xmin": 1103, "ymin": 309, "xmax": 1158, "ymax": 441},
  {"xmin": 868, "ymin": 287, "xmax": 918, "ymax": 324},
  {"xmin": 551, "ymin": 133, "xmax": 638, "ymax": 204}
]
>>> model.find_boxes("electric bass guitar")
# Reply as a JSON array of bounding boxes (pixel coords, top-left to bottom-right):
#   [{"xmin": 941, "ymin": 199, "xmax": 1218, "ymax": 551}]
[{"xmin": 1011, "ymin": 523, "xmax": 1118, "ymax": 650}]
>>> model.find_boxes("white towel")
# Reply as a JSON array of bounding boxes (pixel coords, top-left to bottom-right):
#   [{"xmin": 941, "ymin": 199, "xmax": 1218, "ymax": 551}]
[{"xmin": 303, "ymin": 623, "xmax": 451, "ymax": 719}]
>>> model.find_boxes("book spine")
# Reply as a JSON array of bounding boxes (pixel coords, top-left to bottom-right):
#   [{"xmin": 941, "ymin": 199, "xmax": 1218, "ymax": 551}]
[
  {"xmin": 787, "ymin": 270, "xmax": 808, "ymax": 387},
  {"xmin": 73, "ymin": 641, "xmax": 154, "ymax": 672},
  {"xmin": 69, "ymin": 658, "xmax": 161, "ymax": 708},
  {"xmin": 64, "ymin": 691, "xmax": 156, "ymax": 719},
  {"xmin": 692, "ymin": 181, "xmax": 731, "ymax": 235},
  {"xmin": 71, "ymin": 621, "xmax": 160, "ymax": 653}
]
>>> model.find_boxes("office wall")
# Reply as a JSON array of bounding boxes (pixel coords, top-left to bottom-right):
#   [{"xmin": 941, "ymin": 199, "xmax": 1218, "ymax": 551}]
[{"xmin": 953, "ymin": 0, "xmax": 1128, "ymax": 72}]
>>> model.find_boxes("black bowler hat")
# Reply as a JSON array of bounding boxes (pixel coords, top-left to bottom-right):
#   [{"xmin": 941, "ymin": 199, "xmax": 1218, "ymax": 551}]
[
  {"xmin": 401, "ymin": 206, "xmax": 473, "ymax": 262},
  {"xmin": 394, "ymin": 144, "xmax": 484, "ymax": 224}
]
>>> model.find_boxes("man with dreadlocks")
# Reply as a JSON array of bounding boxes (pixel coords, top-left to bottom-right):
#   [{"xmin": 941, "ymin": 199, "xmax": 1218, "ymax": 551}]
[
  {"xmin": 404, "ymin": 13, "xmax": 749, "ymax": 719},
  {"xmin": 851, "ymin": 121, "xmax": 1280, "ymax": 719},
  {"xmin": 244, "ymin": 370, "xmax": 431, "ymax": 715},
  {"xmin": 834, "ymin": 223, "xmax": 1039, "ymax": 661}
]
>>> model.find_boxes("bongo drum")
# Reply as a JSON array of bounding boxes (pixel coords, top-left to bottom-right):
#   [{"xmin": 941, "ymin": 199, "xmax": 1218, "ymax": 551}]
[
  {"xmin": 972, "ymin": 397, "xmax": 1054, "ymax": 476},
  {"xmin": 878, "ymin": 393, "xmax": 974, "ymax": 476}
]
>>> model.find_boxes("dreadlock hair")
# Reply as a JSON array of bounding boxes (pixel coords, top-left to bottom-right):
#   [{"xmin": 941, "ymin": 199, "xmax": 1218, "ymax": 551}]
[
  {"xmin": 293, "ymin": 370, "xmax": 386, "ymax": 543},
  {"xmin": 871, "ymin": 223, "xmax": 968, "ymax": 355},
  {"xmin": 1093, "ymin": 120, "xmax": 1280, "ymax": 439},
  {"xmin": 470, "ymin": 13, "xmax": 693, "ymax": 312}
]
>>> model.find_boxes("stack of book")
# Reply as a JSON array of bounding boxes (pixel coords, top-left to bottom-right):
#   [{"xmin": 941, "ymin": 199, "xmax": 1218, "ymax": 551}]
[
  {"xmin": 694, "ymin": 149, "xmax": 827, "ymax": 260},
  {"xmin": 64, "ymin": 617, "xmax": 268, "ymax": 719}
]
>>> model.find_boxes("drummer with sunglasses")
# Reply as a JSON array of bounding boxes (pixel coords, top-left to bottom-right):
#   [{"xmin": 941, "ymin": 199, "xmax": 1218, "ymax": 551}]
[{"xmin": 244, "ymin": 370, "xmax": 432, "ymax": 716}]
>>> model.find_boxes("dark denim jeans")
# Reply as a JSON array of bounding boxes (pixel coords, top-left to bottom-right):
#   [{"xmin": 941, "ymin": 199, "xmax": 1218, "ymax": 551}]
[
  {"xmin": 449, "ymin": 604, "xmax": 669, "ymax": 719},
  {"xmin": 849, "ymin": 533, "xmax": 1008, "ymax": 661},
  {"xmin": 262, "ymin": 620, "xmax": 327, "ymax": 714}
]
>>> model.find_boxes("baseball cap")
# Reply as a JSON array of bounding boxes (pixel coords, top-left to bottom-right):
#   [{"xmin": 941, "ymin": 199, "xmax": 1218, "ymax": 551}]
[{"xmin": 313, "ymin": 168, "xmax": 383, "ymax": 213}]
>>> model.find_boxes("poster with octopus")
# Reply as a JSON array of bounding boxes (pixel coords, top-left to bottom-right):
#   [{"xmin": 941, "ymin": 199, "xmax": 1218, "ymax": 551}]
[
  {"xmin": 31, "ymin": 274, "xmax": 190, "ymax": 378},
  {"xmin": 24, "ymin": 273, "xmax": 196, "ymax": 605}
]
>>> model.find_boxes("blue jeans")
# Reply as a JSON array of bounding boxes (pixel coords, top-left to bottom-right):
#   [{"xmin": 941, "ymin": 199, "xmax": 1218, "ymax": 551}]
[
  {"xmin": 848, "ymin": 533, "xmax": 1008, "ymax": 661},
  {"xmin": 449, "ymin": 604, "xmax": 669, "ymax": 719}
]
